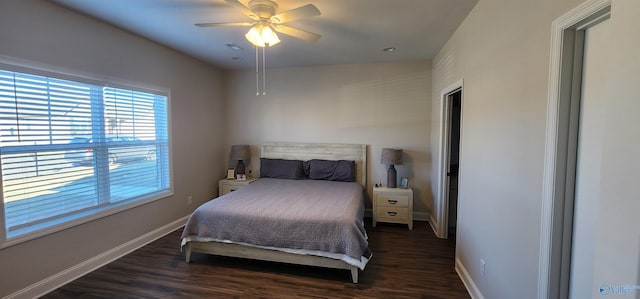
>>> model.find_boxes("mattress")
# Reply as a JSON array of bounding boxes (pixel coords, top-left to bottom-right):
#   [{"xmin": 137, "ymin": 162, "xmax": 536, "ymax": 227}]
[{"xmin": 180, "ymin": 178, "xmax": 371, "ymax": 269}]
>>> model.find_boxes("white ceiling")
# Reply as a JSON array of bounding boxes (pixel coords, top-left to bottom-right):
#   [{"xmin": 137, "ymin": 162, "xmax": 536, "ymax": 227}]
[{"xmin": 51, "ymin": 0, "xmax": 478, "ymax": 70}]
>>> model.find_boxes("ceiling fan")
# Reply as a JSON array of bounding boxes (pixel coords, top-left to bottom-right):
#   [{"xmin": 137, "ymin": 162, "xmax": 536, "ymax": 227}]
[{"xmin": 196, "ymin": 0, "xmax": 321, "ymax": 47}]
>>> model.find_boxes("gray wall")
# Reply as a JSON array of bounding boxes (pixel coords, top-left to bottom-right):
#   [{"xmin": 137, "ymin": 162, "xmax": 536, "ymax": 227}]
[
  {"xmin": 0, "ymin": 0, "xmax": 225, "ymax": 296},
  {"xmin": 224, "ymin": 61, "xmax": 433, "ymax": 216}
]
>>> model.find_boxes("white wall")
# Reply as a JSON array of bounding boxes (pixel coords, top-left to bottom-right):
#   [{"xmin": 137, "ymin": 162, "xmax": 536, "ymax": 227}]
[
  {"xmin": 225, "ymin": 61, "xmax": 433, "ymax": 216},
  {"xmin": 0, "ymin": 0, "xmax": 225, "ymax": 296},
  {"xmin": 429, "ymin": 0, "xmax": 584, "ymax": 298}
]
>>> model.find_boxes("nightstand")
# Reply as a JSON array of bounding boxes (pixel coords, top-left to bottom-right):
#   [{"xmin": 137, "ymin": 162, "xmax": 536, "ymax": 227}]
[
  {"xmin": 218, "ymin": 178, "xmax": 257, "ymax": 196},
  {"xmin": 372, "ymin": 186, "xmax": 413, "ymax": 230}
]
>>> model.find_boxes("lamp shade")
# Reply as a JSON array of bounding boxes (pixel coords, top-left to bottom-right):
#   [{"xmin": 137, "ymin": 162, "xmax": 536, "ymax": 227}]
[
  {"xmin": 381, "ymin": 148, "xmax": 403, "ymax": 165},
  {"xmin": 230, "ymin": 144, "xmax": 250, "ymax": 161}
]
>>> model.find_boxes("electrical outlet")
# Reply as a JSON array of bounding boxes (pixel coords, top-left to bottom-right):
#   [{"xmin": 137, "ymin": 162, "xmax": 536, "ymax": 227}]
[
  {"xmin": 187, "ymin": 196, "xmax": 193, "ymax": 205},
  {"xmin": 480, "ymin": 259, "xmax": 486, "ymax": 278}
]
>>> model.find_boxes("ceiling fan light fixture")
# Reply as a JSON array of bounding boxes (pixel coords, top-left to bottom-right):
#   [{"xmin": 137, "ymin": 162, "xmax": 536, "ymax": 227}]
[{"xmin": 245, "ymin": 21, "xmax": 280, "ymax": 47}]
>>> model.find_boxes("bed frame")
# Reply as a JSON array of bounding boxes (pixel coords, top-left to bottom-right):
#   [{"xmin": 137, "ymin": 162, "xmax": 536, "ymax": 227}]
[{"xmin": 184, "ymin": 142, "xmax": 368, "ymax": 283}]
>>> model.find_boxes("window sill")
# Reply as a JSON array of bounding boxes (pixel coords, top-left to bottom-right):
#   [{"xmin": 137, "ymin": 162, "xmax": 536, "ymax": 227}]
[{"xmin": 1, "ymin": 190, "xmax": 173, "ymax": 249}]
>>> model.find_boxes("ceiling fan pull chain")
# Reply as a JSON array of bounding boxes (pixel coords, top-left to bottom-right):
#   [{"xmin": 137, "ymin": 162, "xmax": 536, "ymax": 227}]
[
  {"xmin": 262, "ymin": 46, "xmax": 266, "ymax": 95},
  {"xmin": 255, "ymin": 46, "xmax": 259, "ymax": 96}
]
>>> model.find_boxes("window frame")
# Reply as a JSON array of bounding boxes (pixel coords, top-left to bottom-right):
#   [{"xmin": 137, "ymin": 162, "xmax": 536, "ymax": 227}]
[{"xmin": 0, "ymin": 58, "xmax": 174, "ymax": 249}]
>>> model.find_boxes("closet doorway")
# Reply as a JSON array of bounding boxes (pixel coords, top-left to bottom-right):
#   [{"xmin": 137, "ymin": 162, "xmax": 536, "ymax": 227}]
[
  {"xmin": 538, "ymin": 1, "xmax": 639, "ymax": 297},
  {"xmin": 446, "ymin": 90, "xmax": 462, "ymax": 236},
  {"xmin": 434, "ymin": 82, "xmax": 463, "ymax": 239}
]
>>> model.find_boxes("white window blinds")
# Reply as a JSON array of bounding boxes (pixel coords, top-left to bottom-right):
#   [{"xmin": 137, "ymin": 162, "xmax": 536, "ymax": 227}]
[{"xmin": 0, "ymin": 68, "xmax": 171, "ymax": 240}]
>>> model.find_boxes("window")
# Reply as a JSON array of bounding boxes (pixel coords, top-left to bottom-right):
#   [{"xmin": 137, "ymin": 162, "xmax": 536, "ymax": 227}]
[{"xmin": 0, "ymin": 65, "xmax": 171, "ymax": 244}]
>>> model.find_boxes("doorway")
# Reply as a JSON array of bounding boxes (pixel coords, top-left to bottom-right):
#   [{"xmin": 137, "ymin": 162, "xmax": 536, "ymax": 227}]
[
  {"xmin": 446, "ymin": 90, "xmax": 462, "ymax": 236},
  {"xmin": 567, "ymin": 17, "xmax": 611, "ymax": 298},
  {"xmin": 434, "ymin": 82, "xmax": 463, "ymax": 239},
  {"xmin": 538, "ymin": 1, "xmax": 628, "ymax": 297}
]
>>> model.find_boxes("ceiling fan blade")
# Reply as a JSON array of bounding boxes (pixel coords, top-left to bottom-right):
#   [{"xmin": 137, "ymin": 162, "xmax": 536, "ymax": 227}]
[
  {"xmin": 270, "ymin": 4, "xmax": 320, "ymax": 24},
  {"xmin": 196, "ymin": 22, "xmax": 254, "ymax": 27},
  {"xmin": 274, "ymin": 24, "xmax": 321, "ymax": 42},
  {"xmin": 224, "ymin": 0, "xmax": 259, "ymax": 20}
]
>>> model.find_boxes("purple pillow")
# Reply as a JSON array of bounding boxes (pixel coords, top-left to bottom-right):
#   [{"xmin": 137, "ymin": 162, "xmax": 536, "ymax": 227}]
[
  {"xmin": 304, "ymin": 159, "xmax": 356, "ymax": 182},
  {"xmin": 260, "ymin": 158, "xmax": 305, "ymax": 179}
]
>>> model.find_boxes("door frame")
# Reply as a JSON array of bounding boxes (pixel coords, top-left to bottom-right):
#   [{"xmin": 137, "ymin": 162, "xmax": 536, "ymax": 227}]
[
  {"xmin": 432, "ymin": 79, "xmax": 463, "ymax": 239},
  {"xmin": 538, "ymin": 0, "xmax": 611, "ymax": 298}
]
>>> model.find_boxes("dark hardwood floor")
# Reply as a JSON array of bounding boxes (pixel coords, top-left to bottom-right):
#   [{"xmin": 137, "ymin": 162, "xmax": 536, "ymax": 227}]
[{"xmin": 45, "ymin": 220, "xmax": 469, "ymax": 298}]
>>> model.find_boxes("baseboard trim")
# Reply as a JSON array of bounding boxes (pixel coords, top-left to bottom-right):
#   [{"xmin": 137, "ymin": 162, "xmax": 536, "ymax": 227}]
[
  {"xmin": 428, "ymin": 214, "xmax": 439, "ymax": 236},
  {"xmin": 413, "ymin": 211, "xmax": 430, "ymax": 222},
  {"xmin": 6, "ymin": 215, "xmax": 190, "ymax": 299},
  {"xmin": 455, "ymin": 257, "xmax": 484, "ymax": 299}
]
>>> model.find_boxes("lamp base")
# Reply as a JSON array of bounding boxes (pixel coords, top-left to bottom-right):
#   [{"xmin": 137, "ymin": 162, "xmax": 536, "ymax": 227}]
[
  {"xmin": 387, "ymin": 165, "xmax": 397, "ymax": 188},
  {"xmin": 236, "ymin": 160, "xmax": 246, "ymax": 175}
]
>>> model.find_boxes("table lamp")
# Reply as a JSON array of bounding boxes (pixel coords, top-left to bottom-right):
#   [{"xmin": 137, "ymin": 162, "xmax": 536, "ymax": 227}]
[
  {"xmin": 381, "ymin": 148, "xmax": 403, "ymax": 188},
  {"xmin": 230, "ymin": 144, "xmax": 250, "ymax": 176}
]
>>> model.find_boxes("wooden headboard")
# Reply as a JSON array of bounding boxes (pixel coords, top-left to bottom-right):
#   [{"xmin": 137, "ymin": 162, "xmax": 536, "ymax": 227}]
[{"xmin": 261, "ymin": 142, "xmax": 367, "ymax": 188}]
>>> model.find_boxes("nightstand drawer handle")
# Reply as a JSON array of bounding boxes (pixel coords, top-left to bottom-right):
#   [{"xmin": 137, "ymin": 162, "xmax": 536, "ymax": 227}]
[
  {"xmin": 387, "ymin": 211, "xmax": 397, "ymax": 216},
  {"xmin": 387, "ymin": 200, "xmax": 398, "ymax": 204}
]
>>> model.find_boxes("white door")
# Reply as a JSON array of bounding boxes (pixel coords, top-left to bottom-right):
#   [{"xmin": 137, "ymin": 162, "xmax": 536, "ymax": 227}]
[{"xmin": 569, "ymin": 7, "xmax": 640, "ymax": 298}]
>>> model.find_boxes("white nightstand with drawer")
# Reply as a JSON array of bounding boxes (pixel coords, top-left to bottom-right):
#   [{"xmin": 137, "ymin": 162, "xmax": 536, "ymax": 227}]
[
  {"xmin": 372, "ymin": 186, "xmax": 413, "ymax": 230},
  {"xmin": 218, "ymin": 178, "xmax": 257, "ymax": 196}
]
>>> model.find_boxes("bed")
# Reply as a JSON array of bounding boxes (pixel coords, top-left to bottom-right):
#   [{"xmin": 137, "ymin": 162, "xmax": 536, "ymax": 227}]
[{"xmin": 180, "ymin": 142, "xmax": 370, "ymax": 283}]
